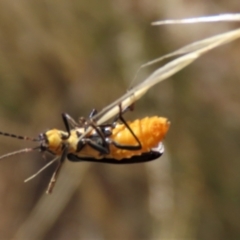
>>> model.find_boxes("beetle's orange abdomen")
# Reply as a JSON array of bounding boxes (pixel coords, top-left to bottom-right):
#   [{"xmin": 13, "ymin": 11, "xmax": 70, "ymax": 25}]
[{"xmin": 108, "ymin": 116, "xmax": 170, "ymax": 160}]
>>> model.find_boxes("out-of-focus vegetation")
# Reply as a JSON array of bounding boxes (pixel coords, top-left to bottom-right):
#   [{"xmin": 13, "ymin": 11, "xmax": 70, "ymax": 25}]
[{"xmin": 0, "ymin": 0, "xmax": 240, "ymax": 239}]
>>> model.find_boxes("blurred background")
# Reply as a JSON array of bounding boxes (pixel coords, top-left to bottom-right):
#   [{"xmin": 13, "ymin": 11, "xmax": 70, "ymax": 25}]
[{"xmin": 0, "ymin": 0, "xmax": 240, "ymax": 239}]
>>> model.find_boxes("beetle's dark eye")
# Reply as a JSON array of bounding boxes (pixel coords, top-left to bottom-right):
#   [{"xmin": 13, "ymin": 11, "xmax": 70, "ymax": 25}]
[
  {"xmin": 38, "ymin": 133, "xmax": 46, "ymax": 142},
  {"xmin": 39, "ymin": 133, "xmax": 49, "ymax": 151}
]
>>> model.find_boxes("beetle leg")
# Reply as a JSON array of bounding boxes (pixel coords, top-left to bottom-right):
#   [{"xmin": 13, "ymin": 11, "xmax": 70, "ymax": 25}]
[{"xmin": 46, "ymin": 145, "xmax": 68, "ymax": 194}]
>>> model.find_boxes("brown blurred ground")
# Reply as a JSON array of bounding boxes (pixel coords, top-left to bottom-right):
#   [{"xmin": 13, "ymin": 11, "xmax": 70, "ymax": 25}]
[{"xmin": 0, "ymin": 1, "xmax": 240, "ymax": 240}]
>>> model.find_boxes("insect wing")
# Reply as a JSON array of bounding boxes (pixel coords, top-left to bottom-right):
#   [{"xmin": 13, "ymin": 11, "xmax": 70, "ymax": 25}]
[{"xmin": 67, "ymin": 143, "xmax": 164, "ymax": 164}]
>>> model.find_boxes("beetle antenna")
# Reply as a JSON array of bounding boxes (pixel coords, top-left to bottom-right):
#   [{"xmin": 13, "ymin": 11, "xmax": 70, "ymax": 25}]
[
  {"xmin": 0, "ymin": 131, "xmax": 39, "ymax": 141},
  {"xmin": 0, "ymin": 147, "xmax": 40, "ymax": 160}
]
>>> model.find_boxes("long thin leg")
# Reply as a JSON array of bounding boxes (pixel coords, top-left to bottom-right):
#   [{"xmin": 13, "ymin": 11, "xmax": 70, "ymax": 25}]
[
  {"xmin": 62, "ymin": 113, "xmax": 73, "ymax": 137},
  {"xmin": 112, "ymin": 103, "xmax": 134, "ymax": 123},
  {"xmin": 86, "ymin": 104, "xmax": 142, "ymax": 152},
  {"xmin": 89, "ymin": 109, "xmax": 98, "ymax": 118},
  {"xmin": 83, "ymin": 138, "xmax": 110, "ymax": 154},
  {"xmin": 87, "ymin": 120, "xmax": 110, "ymax": 153},
  {"xmin": 62, "ymin": 113, "xmax": 84, "ymax": 138},
  {"xmin": 46, "ymin": 145, "xmax": 69, "ymax": 194},
  {"xmin": 24, "ymin": 156, "xmax": 59, "ymax": 182},
  {"xmin": 108, "ymin": 104, "xmax": 142, "ymax": 150},
  {"xmin": 74, "ymin": 104, "xmax": 142, "ymax": 158}
]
